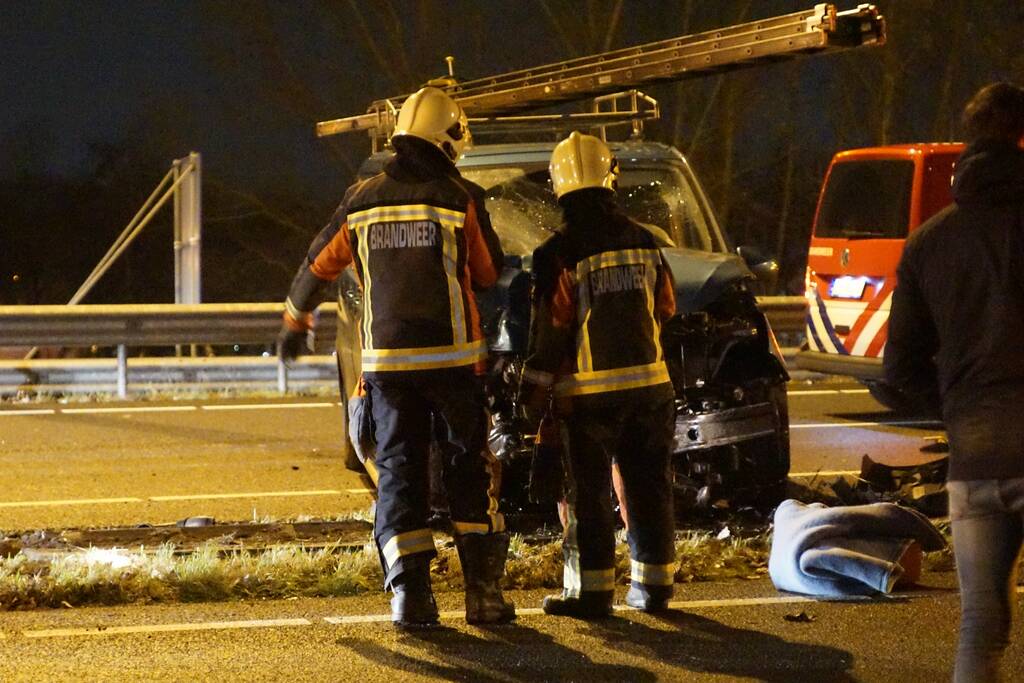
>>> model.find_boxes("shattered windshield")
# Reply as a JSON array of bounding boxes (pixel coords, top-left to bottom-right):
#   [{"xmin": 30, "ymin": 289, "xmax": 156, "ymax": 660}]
[{"xmin": 460, "ymin": 163, "xmax": 720, "ymax": 256}]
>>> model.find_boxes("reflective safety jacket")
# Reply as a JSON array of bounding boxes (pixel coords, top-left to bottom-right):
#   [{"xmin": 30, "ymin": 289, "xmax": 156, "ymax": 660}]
[
  {"xmin": 282, "ymin": 141, "xmax": 503, "ymax": 374},
  {"xmin": 523, "ymin": 196, "xmax": 676, "ymax": 405}
]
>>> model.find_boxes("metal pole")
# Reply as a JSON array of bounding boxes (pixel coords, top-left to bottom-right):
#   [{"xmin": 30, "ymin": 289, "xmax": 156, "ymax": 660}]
[
  {"xmin": 277, "ymin": 359, "xmax": 288, "ymax": 395},
  {"xmin": 117, "ymin": 344, "xmax": 128, "ymax": 399},
  {"xmin": 174, "ymin": 152, "xmax": 202, "ymax": 306}
]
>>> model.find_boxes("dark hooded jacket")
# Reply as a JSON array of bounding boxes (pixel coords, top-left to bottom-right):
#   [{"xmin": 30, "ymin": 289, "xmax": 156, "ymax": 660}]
[{"xmin": 885, "ymin": 140, "xmax": 1024, "ymax": 480}]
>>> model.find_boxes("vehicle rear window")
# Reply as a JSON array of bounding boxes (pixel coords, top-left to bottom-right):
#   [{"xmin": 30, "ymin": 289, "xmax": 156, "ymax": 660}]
[{"xmin": 814, "ymin": 160, "xmax": 915, "ymax": 239}]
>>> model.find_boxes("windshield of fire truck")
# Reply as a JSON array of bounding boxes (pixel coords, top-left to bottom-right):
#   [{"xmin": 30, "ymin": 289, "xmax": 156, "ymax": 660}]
[{"xmin": 460, "ymin": 164, "xmax": 721, "ymax": 256}]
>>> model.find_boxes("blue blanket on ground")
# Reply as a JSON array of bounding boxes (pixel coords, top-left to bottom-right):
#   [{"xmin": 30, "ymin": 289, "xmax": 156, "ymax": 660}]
[{"xmin": 768, "ymin": 499, "xmax": 946, "ymax": 597}]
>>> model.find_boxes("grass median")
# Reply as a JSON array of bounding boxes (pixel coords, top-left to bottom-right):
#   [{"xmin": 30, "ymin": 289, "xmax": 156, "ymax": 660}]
[{"xmin": 0, "ymin": 531, "xmax": 776, "ymax": 611}]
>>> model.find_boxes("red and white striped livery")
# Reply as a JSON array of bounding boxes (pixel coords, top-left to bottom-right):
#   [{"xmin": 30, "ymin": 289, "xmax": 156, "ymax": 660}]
[{"xmin": 797, "ymin": 143, "xmax": 963, "ymax": 385}]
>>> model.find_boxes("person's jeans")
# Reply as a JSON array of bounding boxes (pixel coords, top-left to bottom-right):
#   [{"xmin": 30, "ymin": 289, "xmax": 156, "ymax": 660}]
[{"xmin": 948, "ymin": 477, "xmax": 1024, "ymax": 683}]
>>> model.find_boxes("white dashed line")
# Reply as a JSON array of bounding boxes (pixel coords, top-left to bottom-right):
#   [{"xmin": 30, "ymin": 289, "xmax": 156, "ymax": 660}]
[
  {"xmin": 0, "ymin": 497, "xmax": 144, "ymax": 508},
  {"xmin": 200, "ymin": 402, "xmax": 335, "ymax": 411},
  {"xmin": 0, "ymin": 409, "xmax": 56, "ymax": 416},
  {"xmin": 787, "ymin": 390, "xmax": 840, "ymax": 396},
  {"xmin": 149, "ymin": 489, "xmax": 343, "ymax": 502},
  {"xmin": 61, "ymin": 406, "xmax": 198, "ymax": 414},
  {"xmin": 345, "ymin": 488, "xmax": 373, "ymax": 494},
  {"xmin": 23, "ymin": 618, "xmax": 312, "ymax": 639},
  {"xmin": 790, "ymin": 420, "xmax": 942, "ymax": 430},
  {"xmin": 16, "ymin": 591, "xmax": 938, "ymax": 639}
]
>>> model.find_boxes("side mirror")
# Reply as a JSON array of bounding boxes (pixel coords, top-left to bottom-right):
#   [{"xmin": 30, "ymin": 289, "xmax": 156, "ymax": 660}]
[{"xmin": 737, "ymin": 245, "xmax": 779, "ymax": 294}]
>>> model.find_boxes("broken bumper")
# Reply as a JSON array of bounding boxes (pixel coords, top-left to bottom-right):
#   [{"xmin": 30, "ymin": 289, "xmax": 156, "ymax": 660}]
[{"xmin": 674, "ymin": 401, "xmax": 780, "ymax": 452}]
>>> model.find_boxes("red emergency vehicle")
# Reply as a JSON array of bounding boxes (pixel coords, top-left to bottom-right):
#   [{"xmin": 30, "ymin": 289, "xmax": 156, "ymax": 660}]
[{"xmin": 796, "ymin": 143, "xmax": 963, "ymax": 397}]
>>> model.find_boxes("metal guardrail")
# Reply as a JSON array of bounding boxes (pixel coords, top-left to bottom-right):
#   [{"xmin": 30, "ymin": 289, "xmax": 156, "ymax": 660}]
[{"xmin": 0, "ymin": 298, "xmax": 807, "ymax": 396}]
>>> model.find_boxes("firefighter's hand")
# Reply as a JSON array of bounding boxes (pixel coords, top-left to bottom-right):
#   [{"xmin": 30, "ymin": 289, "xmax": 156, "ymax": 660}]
[{"xmin": 277, "ymin": 326, "xmax": 312, "ymax": 363}]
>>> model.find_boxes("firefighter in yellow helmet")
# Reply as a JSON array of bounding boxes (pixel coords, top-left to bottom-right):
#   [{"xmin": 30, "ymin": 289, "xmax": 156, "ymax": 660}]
[
  {"xmin": 277, "ymin": 86, "xmax": 514, "ymax": 627},
  {"xmin": 522, "ymin": 131, "xmax": 677, "ymax": 617}
]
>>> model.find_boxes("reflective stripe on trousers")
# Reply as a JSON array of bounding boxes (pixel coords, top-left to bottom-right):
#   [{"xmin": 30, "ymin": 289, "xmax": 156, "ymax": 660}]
[
  {"xmin": 381, "ymin": 528, "xmax": 436, "ymax": 570},
  {"xmin": 630, "ymin": 559, "xmax": 676, "ymax": 586}
]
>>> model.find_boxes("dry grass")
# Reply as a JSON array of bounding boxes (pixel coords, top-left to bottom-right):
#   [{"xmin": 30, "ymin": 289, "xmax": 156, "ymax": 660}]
[{"xmin": 0, "ymin": 526, "xmax": 958, "ymax": 611}]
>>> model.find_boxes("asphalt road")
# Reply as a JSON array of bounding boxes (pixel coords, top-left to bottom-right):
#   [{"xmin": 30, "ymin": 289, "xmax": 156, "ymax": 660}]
[
  {"xmin": 1, "ymin": 574, "xmax": 1016, "ymax": 682},
  {"xmin": 0, "ymin": 379, "xmax": 945, "ymax": 531}
]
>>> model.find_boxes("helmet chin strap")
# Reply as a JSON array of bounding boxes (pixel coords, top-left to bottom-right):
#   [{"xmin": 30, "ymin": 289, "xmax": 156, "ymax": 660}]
[{"xmin": 442, "ymin": 141, "xmax": 457, "ymax": 161}]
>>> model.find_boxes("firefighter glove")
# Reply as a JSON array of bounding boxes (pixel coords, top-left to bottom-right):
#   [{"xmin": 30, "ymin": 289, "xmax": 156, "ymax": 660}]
[{"xmin": 277, "ymin": 326, "xmax": 313, "ymax": 363}]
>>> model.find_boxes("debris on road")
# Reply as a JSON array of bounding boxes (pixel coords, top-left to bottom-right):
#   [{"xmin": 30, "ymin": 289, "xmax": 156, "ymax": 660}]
[{"xmin": 784, "ymin": 611, "xmax": 816, "ymax": 623}]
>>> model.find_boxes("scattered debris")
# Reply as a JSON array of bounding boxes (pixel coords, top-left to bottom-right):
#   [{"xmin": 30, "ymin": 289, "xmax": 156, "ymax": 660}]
[
  {"xmin": 177, "ymin": 517, "xmax": 216, "ymax": 528},
  {"xmin": 784, "ymin": 611, "xmax": 816, "ymax": 623}
]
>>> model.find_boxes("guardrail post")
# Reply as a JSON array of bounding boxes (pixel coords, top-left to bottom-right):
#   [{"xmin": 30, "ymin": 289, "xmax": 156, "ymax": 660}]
[
  {"xmin": 277, "ymin": 359, "xmax": 288, "ymax": 395},
  {"xmin": 117, "ymin": 344, "xmax": 128, "ymax": 399}
]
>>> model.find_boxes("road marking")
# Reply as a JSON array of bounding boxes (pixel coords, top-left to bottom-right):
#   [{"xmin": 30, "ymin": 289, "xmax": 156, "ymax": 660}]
[
  {"xmin": 788, "ymin": 389, "xmax": 840, "ymax": 396},
  {"xmin": 149, "ymin": 489, "xmax": 342, "ymax": 502},
  {"xmin": 61, "ymin": 406, "xmax": 198, "ymax": 414},
  {"xmin": 839, "ymin": 389, "xmax": 871, "ymax": 394},
  {"xmin": 200, "ymin": 402, "xmax": 335, "ymax": 411},
  {"xmin": 790, "ymin": 470, "xmax": 861, "ymax": 477},
  {"xmin": 0, "ymin": 489, "xmax": 360, "ymax": 509},
  {"xmin": 0, "ymin": 496, "xmax": 144, "ymax": 508},
  {"xmin": 791, "ymin": 420, "xmax": 942, "ymax": 430},
  {"xmin": 22, "ymin": 618, "xmax": 311, "ymax": 639},
  {"xmin": 15, "ymin": 590, "xmax": 941, "ymax": 639},
  {"xmin": 0, "ymin": 409, "xmax": 57, "ymax": 416}
]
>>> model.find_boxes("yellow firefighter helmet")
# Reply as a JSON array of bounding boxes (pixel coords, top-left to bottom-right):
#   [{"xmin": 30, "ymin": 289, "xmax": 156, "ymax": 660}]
[
  {"xmin": 549, "ymin": 131, "xmax": 620, "ymax": 199},
  {"xmin": 392, "ymin": 86, "xmax": 470, "ymax": 162}
]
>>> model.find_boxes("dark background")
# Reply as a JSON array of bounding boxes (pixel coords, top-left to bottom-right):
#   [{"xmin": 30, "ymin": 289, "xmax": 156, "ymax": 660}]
[{"xmin": 1, "ymin": 0, "xmax": 1021, "ymax": 305}]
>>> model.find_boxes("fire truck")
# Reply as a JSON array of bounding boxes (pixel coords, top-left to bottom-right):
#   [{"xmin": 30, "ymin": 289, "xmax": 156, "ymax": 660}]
[
  {"xmin": 796, "ymin": 143, "xmax": 963, "ymax": 407},
  {"xmin": 317, "ymin": 4, "xmax": 887, "ymax": 515}
]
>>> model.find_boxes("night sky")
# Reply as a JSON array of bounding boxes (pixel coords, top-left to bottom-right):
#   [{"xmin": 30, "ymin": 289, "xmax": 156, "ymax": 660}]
[{"xmin": 1, "ymin": 1, "xmax": 1021, "ymax": 304}]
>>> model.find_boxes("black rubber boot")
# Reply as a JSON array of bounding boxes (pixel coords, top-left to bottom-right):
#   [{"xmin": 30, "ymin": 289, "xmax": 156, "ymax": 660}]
[
  {"xmin": 456, "ymin": 532, "xmax": 516, "ymax": 624},
  {"xmin": 625, "ymin": 582, "xmax": 673, "ymax": 612},
  {"xmin": 389, "ymin": 561, "xmax": 439, "ymax": 628},
  {"xmin": 541, "ymin": 590, "xmax": 614, "ymax": 619}
]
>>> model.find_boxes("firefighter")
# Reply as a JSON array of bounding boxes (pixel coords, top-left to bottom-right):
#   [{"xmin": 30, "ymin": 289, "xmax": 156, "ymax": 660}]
[
  {"xmin": 521, "ymin": 132, "xmax": 677, "ymax": 618},
  {"xmin": 277, "ymin": 86, "xmax": 514, "ymax": 627}
]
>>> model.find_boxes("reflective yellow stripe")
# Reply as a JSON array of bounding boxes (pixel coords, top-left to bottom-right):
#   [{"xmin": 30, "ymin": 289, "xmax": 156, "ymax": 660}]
[
  {"xmin": 284, "ymin": 298, "xmax": 309, "ymax": 324},
  {"xmin": 577, "ymin": 248, "xmax": 661, "ymax": 275},
  {"xmin": 451, "ymin": 521, "xmax": 490, "ymax": 535},
  {"xmin": 381, "ymin": 529, "xmax": 435, "ymax": 569},
  {"xmin": 348, "ymin": 204, "xmax": 466, "ymax": 228},
  {"xmin": 361, "ymin": 339, "xmax": 488, "ymax": 372},
  {"xmin": 580, "ymin": 568, "xmax": 616, "ymax": 592},
  {"xmin": 355, "ymin": 223, "xmax": 374, "ymax": 349},
  {"xmin": 554, "ymin": 362, "xmax": 671, "ymax": 397},
  {"xmin": 440, "ymin": 220, "xmax": 468, "ymax": 345},
  {"xmin": 630, "ymin": 559, "xmax": 676, "ymax": 587}
]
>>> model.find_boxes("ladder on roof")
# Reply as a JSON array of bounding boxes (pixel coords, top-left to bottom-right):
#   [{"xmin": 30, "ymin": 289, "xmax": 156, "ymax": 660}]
[{"xmin": 315, "ymin": 3, "xmax": 885, "ymax": 142}]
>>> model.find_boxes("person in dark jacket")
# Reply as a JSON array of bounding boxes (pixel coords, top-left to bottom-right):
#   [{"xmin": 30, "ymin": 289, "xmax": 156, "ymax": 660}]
[
  {"xmin": 885, "ymin": 81, "xmax": 1024, "ymax": 682},
  {"xmin": 521, "ymin": 132, "xmax": 677, "ymax": 618},
  {"xmin": 277, "ymin": 87, "xmax": 513, "ymax": 627}
]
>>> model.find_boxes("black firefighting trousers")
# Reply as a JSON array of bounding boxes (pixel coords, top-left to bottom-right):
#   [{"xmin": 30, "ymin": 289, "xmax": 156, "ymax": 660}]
[
  {"xmin": 561, "ymin": 397, "xmax": 676, "ymax": 597},
  {"xmin": 364, "ymin": 368, "xmax": 504, "ymax": 589}
]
